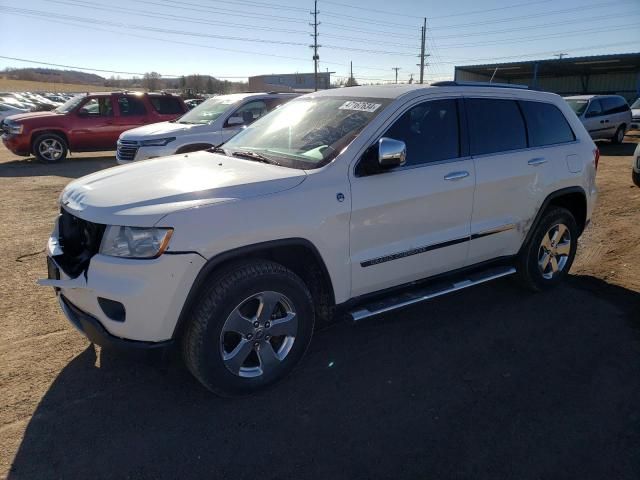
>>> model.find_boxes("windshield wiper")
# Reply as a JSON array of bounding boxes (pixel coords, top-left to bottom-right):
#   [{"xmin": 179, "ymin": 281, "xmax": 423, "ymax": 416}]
[{"xmin": 231, "ymin": 150, "xmax": 280, "ymax": 166}]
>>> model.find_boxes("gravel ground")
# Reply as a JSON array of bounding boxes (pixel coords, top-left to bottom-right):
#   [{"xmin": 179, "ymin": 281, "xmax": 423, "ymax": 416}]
[{"xmin": 0, "ymin": 139, "xmax": 638, "ymax": 480}]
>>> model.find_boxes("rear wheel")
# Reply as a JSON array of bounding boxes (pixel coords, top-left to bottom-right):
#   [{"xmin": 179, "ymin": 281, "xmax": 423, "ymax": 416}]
[
  {"xmin": 517, "ymin": 207, "xmax": 578, "ymax": 291},
  {"xmin": 33, "ymin": 133, "xmax": 68, "ymax": 163},
  {"xmin": 611, "ymin": 125, "xmax": 625, "ymax": 144},
  {"xmin": 181, "ymin": 260, "xmax": 315, "ymax": 396},
  {"xmin": 633, "ymin": 169, "xmax": 640, "ymax": 187}
]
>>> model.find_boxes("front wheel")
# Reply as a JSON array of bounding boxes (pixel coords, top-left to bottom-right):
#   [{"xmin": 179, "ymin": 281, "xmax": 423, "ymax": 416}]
[
  {"xmin": 517, "ymin": 207, "xmax": 578, "ymax": 291},
  {"xmin": 633, "ymin": 168, "xmax": 640, "ymax": 188},
  {"xmin": 33, "ymin": 133, "xmax": 68, "ymax": 163},
  {"xmin": 181, "ymin": 260, "xmax": 315, "ymax": 396}
]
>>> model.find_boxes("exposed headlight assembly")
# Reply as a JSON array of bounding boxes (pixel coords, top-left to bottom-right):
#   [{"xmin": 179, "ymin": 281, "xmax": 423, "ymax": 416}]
[
  {"xmin": 100, "ymin": 226, "xmax": 173, "ymax": 258},
  {"xmin": 6, "ymin": 122, "xmax": 23, "ymax": 134},
  {"xmin": 139, "ymin": 137, "xmax": 176, "ymax": 147}
]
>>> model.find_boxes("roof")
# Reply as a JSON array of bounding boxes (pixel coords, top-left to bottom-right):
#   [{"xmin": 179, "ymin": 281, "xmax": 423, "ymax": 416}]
[
  {"xmin": 311, "ymin": 84, "xmax": 428, "ymax": 99},
  {"xmin": 564, "ymin": 94, "xmax": 623, "ymax": 100},
  {"xmin": 455, "ymin": 52, "xmax": 640, "ymax": 79}
]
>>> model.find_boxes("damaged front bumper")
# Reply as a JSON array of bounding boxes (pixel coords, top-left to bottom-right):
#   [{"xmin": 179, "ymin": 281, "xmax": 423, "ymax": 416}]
[{"xmin": 38, "ymin": 215, "xmax": 206, "ymax": 345}]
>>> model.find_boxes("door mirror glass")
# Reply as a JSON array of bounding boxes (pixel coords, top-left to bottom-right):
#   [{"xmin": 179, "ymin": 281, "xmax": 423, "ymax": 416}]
[
  {"xmin": 378, "ymin": 137, "xmax": 406, "ymax": 168},
  {"xmin": 226, "ymin": 116, "xmax": 244, "ymax": 127}
]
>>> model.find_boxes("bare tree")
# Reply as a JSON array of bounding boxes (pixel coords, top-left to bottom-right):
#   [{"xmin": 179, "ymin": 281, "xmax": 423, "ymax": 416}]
[{"xmin": 142, "ymin": 72, "xmax": 162, "ymax": 91}]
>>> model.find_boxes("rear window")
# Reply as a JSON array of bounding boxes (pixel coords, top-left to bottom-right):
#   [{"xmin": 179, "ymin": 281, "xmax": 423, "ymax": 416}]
[
  {"xmin": 519, "ymin": 101, "xmax": 575, "ymax": 147},
  {"xmin": 149, "ymin": 96, "xmax": 183, "ymax": 115},
  {"xmin": 601, "ymin": 96, "xmax": 629, "ymax": 114},
  {"xmin": 466, "ymin": 98, "xmax": 527, "ymax": 155}
]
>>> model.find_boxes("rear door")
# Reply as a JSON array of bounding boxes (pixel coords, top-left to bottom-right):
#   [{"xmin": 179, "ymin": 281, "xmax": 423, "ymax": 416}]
[
  {"xmin": 148, "ymin": 95, "xmax": 186, "ymax": 121},
  {"xmin": 115, "ymin": 95, "xmax": 149, "ymax": 134},
  {"xmin": 349, "ymin": 97, "xmax": 475, "ymax": 296}
]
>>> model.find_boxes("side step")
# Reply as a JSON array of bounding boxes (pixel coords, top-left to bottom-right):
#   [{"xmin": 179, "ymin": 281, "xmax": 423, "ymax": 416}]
[{"xmin": 349, "ymin": 265, "xmax": 516, "ymax": 322}]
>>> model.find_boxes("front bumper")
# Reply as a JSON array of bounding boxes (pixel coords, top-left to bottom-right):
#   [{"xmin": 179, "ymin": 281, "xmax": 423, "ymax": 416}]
[
  {"xmin": 2, "ymin": 134, "xmax": 31, "ymax": 156},
  {"xmin": 40, "ymin": 228, "xmax": 206, "ymax": 343}
]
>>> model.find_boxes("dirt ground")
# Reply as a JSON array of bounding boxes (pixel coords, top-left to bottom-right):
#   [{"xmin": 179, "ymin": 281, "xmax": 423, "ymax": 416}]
[{"xmin": 0, "ymin": 138, "xmax": 639, "ymax": 479}]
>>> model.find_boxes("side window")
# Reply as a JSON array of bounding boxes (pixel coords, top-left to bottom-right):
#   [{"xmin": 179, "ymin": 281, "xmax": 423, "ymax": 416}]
[
  {"xmin": 149, "ymin": 96, "xmax": 183, "ymax": 115},
  {"xmin": 467, "ymin": 98, "xmax": 526, "ymax": 155},
  {"xmin": 383, "ymin": 98, "xmax": 459, "ymax": 166},
  {"xmin": 79, "ymin": 97, "xmax": 113, "ymax": 117},
  {"xmin": 585, "ymin": 99, "xmax": 602, "ymax": 117},
  {"xmin": 118, "ymin": 96, "xmax": 147, "ymax": 116},
  {"xmin": 519, "ymin": 101, "xmax": 575, "ymax": 147},
  {"xmin": 601, "ymin": 96, "xmax": 629, "ymax": 114},
  {"xmin": 226, "ymin": 100, "xmax": 268, "ymax": 127}
]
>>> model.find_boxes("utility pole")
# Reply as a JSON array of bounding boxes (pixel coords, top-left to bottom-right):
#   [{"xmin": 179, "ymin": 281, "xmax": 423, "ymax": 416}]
[
  {"xmin": 554, "ymin": 53, "xmax": 568, "ymax": 60},
  {"xmin": 408, "ymin": 73, "xmax": 414, "ymax": 84},
  {"xmin": 310, "ymin": 0, "xmax": 320, "ymax": 91},
  {"xmin": 418, "ymin": 17, "xmax": 427, "ymax": 84},
  {"xmin": 392, "ymin": 67, "xmax": 401, "ymax": 84}
]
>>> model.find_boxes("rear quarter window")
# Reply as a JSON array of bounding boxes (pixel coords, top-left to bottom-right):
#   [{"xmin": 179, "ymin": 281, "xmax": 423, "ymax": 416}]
[
  {"xmin": 466, "ymin": 98, "xmax": 527, "ymax": 155},
  {"xmin": 601, "ymin": 96, "xmax": 630, "ymax": 114},
  {"xmin": 519, "ymin": 101, "xmax": 575, "ymax": 147},
  {"xmin": 149, "ymin": 96, "xmax": 184, "ymax": 115}
]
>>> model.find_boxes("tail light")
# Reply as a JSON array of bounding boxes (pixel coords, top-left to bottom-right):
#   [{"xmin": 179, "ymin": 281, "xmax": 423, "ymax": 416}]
[{"xmin": 593, "ymin": 147, "xmax": 600, "ymax": 171}]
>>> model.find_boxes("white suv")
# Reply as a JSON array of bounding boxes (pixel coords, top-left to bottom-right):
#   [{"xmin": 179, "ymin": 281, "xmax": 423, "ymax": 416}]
[
  {"xmin": 40, "ymin": 83, "xmax": 598, "ymax": 396},
  {"xmin": 116, "ymin": 92, "xmax": 298, "ymax": 163}
]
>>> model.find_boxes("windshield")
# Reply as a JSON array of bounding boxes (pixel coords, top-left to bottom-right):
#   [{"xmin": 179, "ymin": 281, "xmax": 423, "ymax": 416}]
[
  {"xmin": 218, "ymin": 96, "xmax": 391, "ymax": 169},
  {"xmin": 177, "ymin": 97, "xmax": 239, "ymax": 124},
  {"xmin": 55, "ymin": 94, "xmax": 87, "ymax": 114},
  {"xmin": 565, "ymin": 98, "xmax": 589, "ymax": 116},
  {"xmin": 631, "ymin": 98, "xmax": 640, "ymax": 109}
]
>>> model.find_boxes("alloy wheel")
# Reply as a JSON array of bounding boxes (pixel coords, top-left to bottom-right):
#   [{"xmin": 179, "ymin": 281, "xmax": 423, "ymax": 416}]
[
  {"xmin": 38, "ymin": 138, "xmax": 64, "ymax": 161},
  {"xmin": 538, "ymin": 223, "xmax": 571, "ymax": 279},
  {"xmin": 220, "ymin": 291, "xmax": 297, "ymax": 378}
]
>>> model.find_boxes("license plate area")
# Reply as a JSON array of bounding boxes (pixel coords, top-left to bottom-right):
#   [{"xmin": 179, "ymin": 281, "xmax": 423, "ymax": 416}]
[{"xmin": 47, "ymin": 256, "xmax": 60, "ymax": 280}]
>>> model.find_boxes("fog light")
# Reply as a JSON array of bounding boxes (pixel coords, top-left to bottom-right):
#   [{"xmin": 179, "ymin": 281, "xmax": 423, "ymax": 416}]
[{"xmin": 98, "ymin": 297, "xmax": 126, "ymax": 322}]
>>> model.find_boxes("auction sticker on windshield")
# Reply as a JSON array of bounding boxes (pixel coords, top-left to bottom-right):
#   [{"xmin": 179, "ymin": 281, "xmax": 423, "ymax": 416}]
[{"xmin": 339, "ymin": 101, "xmax": 381, "ymax": 113}]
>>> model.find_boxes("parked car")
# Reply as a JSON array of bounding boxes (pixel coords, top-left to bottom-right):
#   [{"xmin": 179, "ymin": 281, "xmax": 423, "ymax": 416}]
[
  {"xmin": 565, "ymin": 94, "xmax": 631, "ymax": 143},
  {"xmin": 184, "ymin": 98, "xmax": 205, "ymax": 109},
  {"xmin": 1, "ymin": 91, "xmax": 187, "ymax": 162},
  {"xmin": 116, "ymin": 92, "xmax": 298, "ymax": 164},
  {"xmin": 0, "ymin": 103, "xmax": 28, "ymax": 121},
  {"xmin": 630, "ymin": 98, "xmax": 640, "ymax": 131},
  {"xmin": 633, "ymin": 142, "xmax": 640, "ymax": 187},
  {"xmin": 1, "ymin": 96, "xmax": 35, "ymax": 111},
  {"xmin": 39, "ymin": 83, "xmax": 598, "ymax": 395}
]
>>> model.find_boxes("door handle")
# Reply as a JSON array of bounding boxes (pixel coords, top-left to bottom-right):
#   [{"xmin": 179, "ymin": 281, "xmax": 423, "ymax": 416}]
[
  {"xmin": 527, "ymin": 157, "xmax": 547, "ymax": 166},
  {"xmin": 600, "ymin": 119, "xmax": 609, "ymax": 123},
  {"xmin": 444, "ymin": 171, "xmax": 469, "ymax": 181}
]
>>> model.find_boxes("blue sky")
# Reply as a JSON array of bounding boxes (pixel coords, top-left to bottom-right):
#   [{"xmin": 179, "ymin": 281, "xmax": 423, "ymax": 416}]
[{"xmin": 0, "ymin": 0, "xmax": 639, "ymax": 83}]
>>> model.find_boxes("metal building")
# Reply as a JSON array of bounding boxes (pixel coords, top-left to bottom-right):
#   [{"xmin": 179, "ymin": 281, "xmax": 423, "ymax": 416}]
[
  {"xmin": 454, "ymin": 53, "xmax": 640, "ymax": 102},
  {"xmin": 248, "ymin": 72, "xmax": 331, "ymax": 92}
]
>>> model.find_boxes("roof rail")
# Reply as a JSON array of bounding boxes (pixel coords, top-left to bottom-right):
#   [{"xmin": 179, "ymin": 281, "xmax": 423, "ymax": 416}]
[{"xmin": 431, "ymin": 80, "xmax": 529, "ymax": 90}]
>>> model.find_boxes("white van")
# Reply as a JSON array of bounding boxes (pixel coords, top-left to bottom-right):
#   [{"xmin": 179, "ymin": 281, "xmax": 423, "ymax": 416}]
[{"xmin": 116, "ymin": 92, "xmax": 298, "ymax": 163}]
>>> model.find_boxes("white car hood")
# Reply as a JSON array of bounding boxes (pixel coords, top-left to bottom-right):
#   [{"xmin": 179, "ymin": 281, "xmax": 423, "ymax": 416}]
[
  {"xmin": 120, "ymin": 120, "xmax": 212, "ymax": 139},
  {"xmin": 60, "ymin": 152, "xmax": 307, "ymax": 226}
]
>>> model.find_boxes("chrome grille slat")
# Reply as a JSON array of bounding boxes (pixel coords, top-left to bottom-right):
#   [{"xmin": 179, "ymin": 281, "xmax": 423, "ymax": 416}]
[{"xmin": 117, "ymin": 140, "xmax": 139, "ymax": 162}]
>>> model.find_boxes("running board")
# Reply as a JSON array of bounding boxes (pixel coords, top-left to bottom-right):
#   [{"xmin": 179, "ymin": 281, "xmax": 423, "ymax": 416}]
[{"xmin": 349, "ymin": 266, "xmax": 516, "ymax": 322}]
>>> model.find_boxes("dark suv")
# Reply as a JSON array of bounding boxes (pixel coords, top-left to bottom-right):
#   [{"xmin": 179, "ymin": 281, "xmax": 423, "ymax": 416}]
[{"xmin": 1, "ymin": 91, "xmax": 187, "ymax": 162}]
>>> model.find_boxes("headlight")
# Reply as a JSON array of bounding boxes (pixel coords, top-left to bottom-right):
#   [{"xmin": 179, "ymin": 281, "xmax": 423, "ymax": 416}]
[
  {"xmin": 7, "ymin": 122, "xmax": 23, "ymax": 134},
  {"xmin": 99, "ymin": 226, "xmax": 173, "ymax": 258},
  {"xmin": 139, "ymin": 137, "xmax": 176, "ymax": 147}
]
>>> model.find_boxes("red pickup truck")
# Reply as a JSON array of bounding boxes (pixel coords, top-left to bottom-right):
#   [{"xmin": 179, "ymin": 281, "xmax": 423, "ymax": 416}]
[{"xmin": 1, "ymin": 91, "xmax": 187, "ymax": 162}]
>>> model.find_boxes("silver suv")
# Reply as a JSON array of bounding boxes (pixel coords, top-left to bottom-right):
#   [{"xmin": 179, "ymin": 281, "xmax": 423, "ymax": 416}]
[{"xmin": 565, "ymin": 95, "xmax": 631, "ymax": 144}]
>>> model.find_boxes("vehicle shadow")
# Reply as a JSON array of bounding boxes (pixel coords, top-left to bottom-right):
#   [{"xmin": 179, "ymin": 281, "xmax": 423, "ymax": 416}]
[
  {"xmin": 0, "ymin": 154, "xmax": 116, "ymax": 179},
  {"xmin": 8, "ymin": 275, "xmax": 640, "ymax": 480},
  {"xmin": 596, "ymin": 139, "xmax": 638, "ymax": 157}
]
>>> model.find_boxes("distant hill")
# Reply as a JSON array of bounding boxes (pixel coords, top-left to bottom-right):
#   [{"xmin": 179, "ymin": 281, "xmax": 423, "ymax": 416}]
[{"xmin": 3, "ymin": 68, "xmax": 106, "ymax": 85}]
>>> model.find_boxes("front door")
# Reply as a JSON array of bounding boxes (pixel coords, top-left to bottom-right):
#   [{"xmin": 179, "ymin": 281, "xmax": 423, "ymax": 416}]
[
  {"xmin": 582, "ymin": 99, "xmax": 611, "ymax": 139},
  {"xmin": 349, "ymin": 98, "xmax": 475, "ymax": 297},
  {"xmin": 69, "ymin": 96, "xmax": 120, "ymax": 150}
]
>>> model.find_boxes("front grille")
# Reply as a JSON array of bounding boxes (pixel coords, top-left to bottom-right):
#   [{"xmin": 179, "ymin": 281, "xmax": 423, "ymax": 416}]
[
  {"xmin": 54, "ymin": 209, "xmax": 106, "ymax": 278},
  {"xmin": 117, "ymin": 140, "xmax": 139, "ymax": 162}
]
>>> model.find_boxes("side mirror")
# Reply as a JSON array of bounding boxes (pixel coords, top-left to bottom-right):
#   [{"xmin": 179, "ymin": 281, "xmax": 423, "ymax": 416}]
[
  {"xmin": 226, "ymin": 116, "xmax": 244, "ymax": 127},
  {"xmin": 378, "ymin": 137, "xmax": 406, "ymax": 168}
]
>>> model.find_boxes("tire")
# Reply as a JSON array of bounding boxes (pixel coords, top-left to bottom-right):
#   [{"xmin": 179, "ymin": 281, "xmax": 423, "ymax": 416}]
[
  {"xmin": 181, "ymin": 260, "xmax": 315, "ymax": 396},
  {"xmin": 33, "ymin": 133, "xmax": 68, "ymax": 163},
  {"xmin": 633, "ymin": 169, "xmax": 640, "ymax": 188},
  {"xmin": 611, "ymin": 125, "xmax": 625, "ymax": 144},
  {"xmin": 516, "ymin": 207, "xmax": 578, "ymax": 292}
]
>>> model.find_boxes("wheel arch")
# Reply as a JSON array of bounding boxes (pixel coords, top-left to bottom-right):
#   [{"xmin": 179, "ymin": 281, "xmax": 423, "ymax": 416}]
[
  {"xmin": 175, "ymin": 143, "xmax": 214, "ymax": 154},
  {"xmin": 31, "ymin": 129, "xmax": 70, "ymax": 153},
  {"xmin": 172, "ymin": 238, "xmax": 336, "ymax": 339},
  {"xmin": 522, "ymin": 186, "xmax": 588, "ymax": 251}
]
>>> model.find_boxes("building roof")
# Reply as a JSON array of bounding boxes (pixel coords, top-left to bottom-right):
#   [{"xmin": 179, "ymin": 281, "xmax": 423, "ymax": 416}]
[{"xmin": 455, "ymin": 52, "xmax": 640, "ymax": 79}]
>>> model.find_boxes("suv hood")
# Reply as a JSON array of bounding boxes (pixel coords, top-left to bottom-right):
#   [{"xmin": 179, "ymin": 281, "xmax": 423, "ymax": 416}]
[
  {"xmin": 5, "ymin": 111, "xmax": 61, "ymax": 122},
  {"xmin": 120, "ymin": 120, "xmax": 210, "ymax": 139},
  {"xmin": 60, "ymin": 152, "xmax": 307, "ymax": 226}
]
